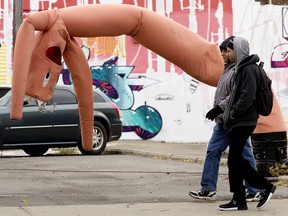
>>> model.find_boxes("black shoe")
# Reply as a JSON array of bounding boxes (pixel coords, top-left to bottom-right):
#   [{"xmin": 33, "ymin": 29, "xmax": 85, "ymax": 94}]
[
  {"xmin": 188, "ymin": 190, "xmax": 216, "ymax": 200},
  {"xmin": 218, "ymin": 200, "xmax": 248, "ymax": 211},
  {"xmin": 257, "ymin": 184, "xmax": 277, "ymax": 209}
]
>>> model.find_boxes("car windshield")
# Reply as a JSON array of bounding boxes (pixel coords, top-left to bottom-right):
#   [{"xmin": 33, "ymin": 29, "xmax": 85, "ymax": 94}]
[{"xmin": 0, "ymin": 90, "xmax": 11, "ymax": 106}]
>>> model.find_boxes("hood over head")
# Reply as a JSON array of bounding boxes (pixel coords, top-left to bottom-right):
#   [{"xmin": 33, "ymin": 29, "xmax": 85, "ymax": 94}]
[{"xmin": 228, "ymin": 36, "xmax": 250, "ymax": 66}]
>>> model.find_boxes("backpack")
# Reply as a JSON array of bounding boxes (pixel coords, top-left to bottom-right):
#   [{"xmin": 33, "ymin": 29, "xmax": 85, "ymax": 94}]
[{"xmin": 255, "ymin": 61, "xmax": 273, "ymax": 116}]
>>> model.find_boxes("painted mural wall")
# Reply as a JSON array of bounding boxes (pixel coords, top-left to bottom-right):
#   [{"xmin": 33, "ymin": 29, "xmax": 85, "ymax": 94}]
[{"xmin": 0, "ymin": 0, "xmax": 287, "ymax": 143}]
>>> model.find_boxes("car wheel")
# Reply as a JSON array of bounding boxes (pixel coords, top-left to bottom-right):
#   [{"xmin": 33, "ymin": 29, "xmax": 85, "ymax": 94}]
[
  {"xmin": 78, "ymin": 121, "xmax": 107, "ymax": 155},
  {"xmin": 23, "ymin": 146, "xmax": 49, "ymax": 156}
]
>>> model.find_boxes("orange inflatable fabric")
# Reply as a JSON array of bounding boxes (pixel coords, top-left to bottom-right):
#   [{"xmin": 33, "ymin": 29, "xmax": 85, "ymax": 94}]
[
  {"xmin": 255, "ymin": 91, "xmax": 286, "ymax": 134},
  {"xmin": 11, "ymin": 4, "xmax": 224, "ymax": 150}
]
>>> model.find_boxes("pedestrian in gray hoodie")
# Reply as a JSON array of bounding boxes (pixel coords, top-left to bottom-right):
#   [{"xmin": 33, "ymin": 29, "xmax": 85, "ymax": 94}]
[
  {"xmin": 219, "ymin": 36, "xmax": 277, "ymax": 211},
  {"xmin": 189, "ymin": 36, "xmax": 259, "ymax": 202}
]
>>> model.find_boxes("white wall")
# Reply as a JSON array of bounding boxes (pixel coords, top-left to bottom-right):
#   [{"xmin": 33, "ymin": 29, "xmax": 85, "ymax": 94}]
[{"xmin": 1, "ymin": 0, "xmax": 287, "ymax": 143}]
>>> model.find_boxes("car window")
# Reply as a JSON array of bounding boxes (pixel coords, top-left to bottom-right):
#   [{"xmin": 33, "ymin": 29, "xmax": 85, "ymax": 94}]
[
  {"xmin": 0, "ymin": 88, "xmax": 11, "ymax": 98},
  {"xmin": 93, "ymin": 92, "xmax": 106, "ymax": 103},
  {"xmin": 0, "ymin": 90, "xmax": 11, "ymax": 106},
  {"xmin": 52, "ymin": 89, "xmax": 77, "ymax": 104}
]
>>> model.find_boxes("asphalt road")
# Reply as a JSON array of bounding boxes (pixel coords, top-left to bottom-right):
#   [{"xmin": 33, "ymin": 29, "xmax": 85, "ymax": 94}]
[{"xmin": 0, "ymin": 154, "xmax": 228, "ymax": 207}]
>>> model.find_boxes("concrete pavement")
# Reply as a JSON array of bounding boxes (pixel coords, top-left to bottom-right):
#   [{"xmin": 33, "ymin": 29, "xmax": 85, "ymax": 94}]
[
  {"xmin": 1, "ymin": 140, "xmax": 288, "ymax": 215},
  {"xmin": 1, "ymin": 200, "xmax": 288, "ymax": 216},
  {"xmin": 106, "ymin": 140, "xmax": 224, "ymax": 164},
  {"xmin": 106, "ymin": 140, "xmax": 288, "ymax": 181}
]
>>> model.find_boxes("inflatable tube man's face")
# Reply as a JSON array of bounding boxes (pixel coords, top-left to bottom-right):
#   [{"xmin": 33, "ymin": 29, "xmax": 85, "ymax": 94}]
[{"xmin": 26, "ymin": 32, "xmax": 65, "ymax": 102}]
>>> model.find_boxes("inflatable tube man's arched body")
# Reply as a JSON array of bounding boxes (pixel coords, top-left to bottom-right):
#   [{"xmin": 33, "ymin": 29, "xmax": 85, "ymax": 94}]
[{"xmin": 11, "ymin": 4, "xmax": 224, "ymax": 150}]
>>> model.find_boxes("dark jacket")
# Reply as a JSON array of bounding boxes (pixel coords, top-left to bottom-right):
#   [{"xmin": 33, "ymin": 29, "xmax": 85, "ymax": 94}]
[{"xmin": 223, "ymin": 37, "xmax": 260, "ymax": 131}]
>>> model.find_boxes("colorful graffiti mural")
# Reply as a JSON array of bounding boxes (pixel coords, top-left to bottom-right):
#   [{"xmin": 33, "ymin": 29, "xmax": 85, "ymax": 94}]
[
  {"xmin": 271, "ymin": 7, "xmax": 288, "ymax": 68},
  {"xmin": 62, "ymin": 54, "xmax": 163, "ymax": 139},
  {"xmin": 1, "ymin": 0, "xmax": 288, "ymax": 142}
]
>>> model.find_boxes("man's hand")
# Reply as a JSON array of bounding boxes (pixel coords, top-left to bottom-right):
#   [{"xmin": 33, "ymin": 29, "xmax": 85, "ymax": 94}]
[{"xmin": 206, "ymin": 105, "xmax": 223, "ymax": 121}]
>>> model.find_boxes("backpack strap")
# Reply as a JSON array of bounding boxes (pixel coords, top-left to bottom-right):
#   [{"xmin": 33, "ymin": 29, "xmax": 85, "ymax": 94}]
[{"xmin": 255, "ymin": 62, "xmax": 263, "ymax": 90}]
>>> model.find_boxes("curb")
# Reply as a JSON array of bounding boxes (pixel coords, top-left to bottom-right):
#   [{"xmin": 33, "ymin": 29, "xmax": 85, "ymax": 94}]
[
  {"xmin": 105, "ymin": 148, "xmax": 207, "ymax": 163},
  {"xmin": 105, "ymin": 148, "xmax": 288, "ymax": 181}
]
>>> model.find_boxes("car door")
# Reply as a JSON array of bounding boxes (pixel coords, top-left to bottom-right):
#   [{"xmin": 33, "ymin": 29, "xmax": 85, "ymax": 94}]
[
  {"xmin": 7, "ymin": 97, "xmax": 54, "ymax": 144},
  {"xmin": 51, "ymin": 88, "xmax": 80, "ymax": 142}
]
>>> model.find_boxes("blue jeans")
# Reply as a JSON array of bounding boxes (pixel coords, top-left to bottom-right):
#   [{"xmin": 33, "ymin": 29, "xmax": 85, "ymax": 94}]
[{"xmin": 200, "ymin": 123, "xmax": 258, "ymax": 194}]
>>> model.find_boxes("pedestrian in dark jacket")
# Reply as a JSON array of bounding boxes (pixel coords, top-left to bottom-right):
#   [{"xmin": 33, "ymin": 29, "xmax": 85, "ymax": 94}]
[
  {"xmin": 219, "ymin": 36, "xmax": 277, "ymax": 211},
  {"xmin": 189, "ymin": 36, "xmax": 259, "ymax": 202}
]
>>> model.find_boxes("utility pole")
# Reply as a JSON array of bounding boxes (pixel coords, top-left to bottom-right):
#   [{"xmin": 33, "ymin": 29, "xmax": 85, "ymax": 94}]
[{"xmin": 13, "ymin": 0, "xmax": 23, "ymax": 47}]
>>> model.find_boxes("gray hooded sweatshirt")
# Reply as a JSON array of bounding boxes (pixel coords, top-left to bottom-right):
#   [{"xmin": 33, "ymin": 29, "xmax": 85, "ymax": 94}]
[
  {"xmin": 223, "ymin": 37, "xmax": 260, "ymax": 131},
  {"xmin": 213, "ymin": 62, "xmax": 234, "ymax": 124}
]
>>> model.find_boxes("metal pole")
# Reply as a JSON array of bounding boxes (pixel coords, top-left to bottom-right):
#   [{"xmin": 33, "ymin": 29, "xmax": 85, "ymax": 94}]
[{"xmin": 13, "ymin": 0, "xmax": 23, "ymax": 47}]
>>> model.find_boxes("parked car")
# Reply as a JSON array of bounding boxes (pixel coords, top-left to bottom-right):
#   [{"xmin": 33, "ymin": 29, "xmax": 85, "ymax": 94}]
[{"xmin": 0, "ymin": 85, "xmax": 122, "ymax": 156}]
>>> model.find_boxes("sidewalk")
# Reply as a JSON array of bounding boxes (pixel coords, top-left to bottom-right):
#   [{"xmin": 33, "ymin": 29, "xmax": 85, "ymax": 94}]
[
  {"xmin": 106, "ymin": 140, "xmax": 288, "ymax": 181},
  {"xmin": 1, "ymin": 200, "xmax": 288, "ymax": 216},
  {"xmin": 106, "ymin": 140, "xmax": 211, "ymax": 163}
]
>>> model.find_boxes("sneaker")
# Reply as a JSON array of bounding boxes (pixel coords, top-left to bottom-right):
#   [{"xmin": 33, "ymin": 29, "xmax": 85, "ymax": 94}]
[
  {"xmin": 218, "ymin": 200, "xmax": 248, "ymax": 211},
  {"xmin": 188, "ymin": 190, "xmax": 216, "ymax": 200},
  {"xmin": 246, "ymin": 191, "xmax": 260, "ymax": 202},
  {"xmin": 257, "ymin": 184, "xmax": 277, "ymax": 209}
]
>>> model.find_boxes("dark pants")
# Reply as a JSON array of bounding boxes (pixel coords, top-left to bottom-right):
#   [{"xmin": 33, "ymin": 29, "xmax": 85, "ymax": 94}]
[{"xmin": 228, "ymin": 126, "xmax": 270, "ymax": 203}]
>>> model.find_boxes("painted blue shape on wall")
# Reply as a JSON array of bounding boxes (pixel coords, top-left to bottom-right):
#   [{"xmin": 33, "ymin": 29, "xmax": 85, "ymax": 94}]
[
  {"xmin": 120, "ymin": 105, "xmax": 162, "ymax": 139},
  {"xmin": 61, "ymin": 56, "xmax": 163, "ymax": 139}
]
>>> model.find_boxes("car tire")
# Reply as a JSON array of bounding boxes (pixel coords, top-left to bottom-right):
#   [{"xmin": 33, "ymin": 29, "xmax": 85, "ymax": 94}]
[
  {"xmin": 78, "ymin": 121, "xmax": 107, "ymax": 155},
  {"xmin": 23, "ymin": 146, "xmax": 49, "ymax": 156}
]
